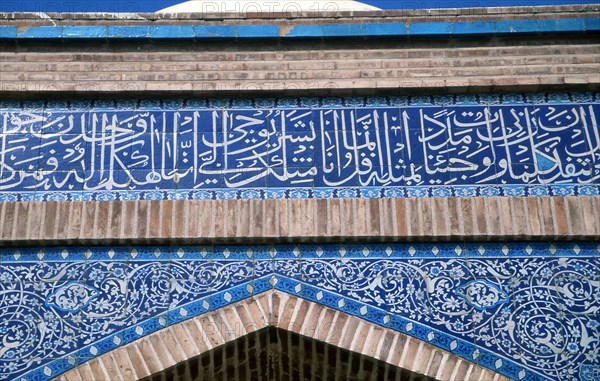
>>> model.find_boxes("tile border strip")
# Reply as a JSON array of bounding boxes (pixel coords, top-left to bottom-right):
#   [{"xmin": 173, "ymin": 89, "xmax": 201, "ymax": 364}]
[{"xmin": 0, "ymin": 18, "xmax": 599, "ymax": 41}]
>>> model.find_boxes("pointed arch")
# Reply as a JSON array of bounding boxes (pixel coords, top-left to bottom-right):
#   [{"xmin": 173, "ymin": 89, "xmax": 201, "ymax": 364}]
[{"xmin": 56, "ymin": 291, "xmax": 509, "ymax": 381}]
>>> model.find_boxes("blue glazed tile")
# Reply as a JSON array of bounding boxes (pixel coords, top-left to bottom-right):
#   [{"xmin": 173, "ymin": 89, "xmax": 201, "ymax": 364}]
[
  {"xmin": 0, "ymin": 26, "xmax": 17, "ymax": 39},
  {"xmin": 17, "ymin": 26, "xmax": 62, "ymax": 39},
  {"xmin": 150, "ymin": 25, "xmax": 194, "ymax": 39},
  {"xmin": 107, "ymin": 26, "xmax": 150, "ymax": 38},
  {"xmin": 495, "ymin": 19, "xmax": 540, "ymax": 34},
  {"xmin": 236, "ymin": 25, "xmax": 279, "ymax": 38},
  {"xmin": 1, "ymin": 93, "xmax": 599, "ymax": 201},
  {"xmin": 364, "ymin": 23, "xmax": 408, "ymax": 37},
  {"xmin": 62, "ymin": 26, "xmax": 107, "ymax": 38},
  {"xmin": 322, "ymin": 24, "xmax": 365, "ymax": 37},
  {"xmin": 280, "ymin": 24, "xmax": 322, "ymax": 38},
  {"xmin": 409, "ymin": 22, "xmax": 453, "ymax": 36},
  {"xmin": 453, "ymin": 21, "xmax": 495, "ymax": 35},
  {"xmin": 195, "ymin": 25, "xmax": 237, "ymax": 38},
  {"xmin": 539, "ymin": 18, "xmax": 586, "ymax": 33}
]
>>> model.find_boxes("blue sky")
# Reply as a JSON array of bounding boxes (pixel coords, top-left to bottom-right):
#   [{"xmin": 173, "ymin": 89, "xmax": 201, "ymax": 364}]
[{"xmin": 0, "ymin": 0, "xmax": 597, "ymax": 12}]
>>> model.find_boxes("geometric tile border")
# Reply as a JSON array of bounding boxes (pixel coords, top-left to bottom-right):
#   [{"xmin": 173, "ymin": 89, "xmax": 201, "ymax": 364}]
[{"xmin": 1, "ymin": 242, "xmax": 598, "ymax": 380}]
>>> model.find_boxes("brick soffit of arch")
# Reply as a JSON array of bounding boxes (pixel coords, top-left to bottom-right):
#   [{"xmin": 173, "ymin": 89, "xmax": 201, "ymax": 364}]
[{"xmin": 54, "ymin": 290, "xmax": 509, "ymax": 381}]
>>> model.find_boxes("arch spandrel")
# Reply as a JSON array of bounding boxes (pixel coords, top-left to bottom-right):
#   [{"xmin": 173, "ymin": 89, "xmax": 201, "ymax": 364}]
[
  {"xmin": 55, "ymin": 291, "xmax": 504, "ymax": 381},
  {"xmin": 2, "ymin": 242, "xmax": 596, "ymax": 381}
]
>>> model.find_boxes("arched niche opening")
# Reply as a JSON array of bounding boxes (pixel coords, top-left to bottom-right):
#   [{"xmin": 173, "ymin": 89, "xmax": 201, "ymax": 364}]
[{"xmin": 140, "ymin": 326, "xmax": 437, "ymax": 381}]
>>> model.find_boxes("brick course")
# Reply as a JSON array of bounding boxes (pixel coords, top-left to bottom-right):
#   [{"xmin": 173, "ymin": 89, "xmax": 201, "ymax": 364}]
[{"xmin": 1, "ymin": 196, "xmax": 597, "ymax": 245}]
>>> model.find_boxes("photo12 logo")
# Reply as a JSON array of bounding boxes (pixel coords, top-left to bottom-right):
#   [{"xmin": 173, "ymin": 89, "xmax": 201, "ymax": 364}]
[{"xmin": 157, "ymin": 1, "xmax": 345, "ymax": 15}]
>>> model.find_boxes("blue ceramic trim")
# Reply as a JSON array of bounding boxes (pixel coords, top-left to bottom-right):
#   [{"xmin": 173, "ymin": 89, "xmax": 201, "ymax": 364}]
[
  {"xmin": 0, "ymin": 18, "xmax": 597, "ymax": 40},
  {"xmin": 0, "ymin": 242, "xmax": 598, "ymax": 381}
]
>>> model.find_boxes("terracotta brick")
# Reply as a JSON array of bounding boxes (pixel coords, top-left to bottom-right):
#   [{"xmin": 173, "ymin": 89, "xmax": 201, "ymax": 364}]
[
  {"xmin": 451, "ymin": 360, "xmax": 472, "ymax": 380},
  {"xmin": 0, "ymin": 202, "xmax": 14, "ymax": 240},
  {"xmin": 430, "ymin": 197, "xmax": 446, "ymax": 238},
  {"xmin": 581, "ymin": 197, "xmax": 599, "ymax": 235},
  {"xmin": 198, "ymin": 316, "xmax": 225, "ymax": 348},
  {"xmin": 498, "ymin": 197, "xmax": 514, "ymax": 237},
  {"xmin": 447, "ymin": 198, "xmax": 462, "ymax": 236},
  {"xmin": 120, "ymin": 201, "xmax": 135, "ymax": 239},
  {"xmin": 412, "ymin": 342, "xmax": 431, "ymax": 374},
  {"xmin": 182, "ymin": 318, "xmax": 213, "ymax": 353},
  {"xmin": 12, "ymin": 202, "xmax": 30, "ymax": 241},
  {"xmin": 244, "ymin": 297, "xmax": 268, "ymax": 330},
  {"xmin": 135, "ymin": 201, "xmax": 148, "ymax": 239},
  {"xmin": 354, "ymin": 198, "xmax": 367, "ymax": 237},
  {"xmin": 100, "ymin": 353, "xmax": 125, "ymax": 381},
  {"xmin": 316, "ymin": 308, "xmax": 336, "ymax": 343},
  {"xmin": 277, "ymin": 198, "xmax": 289, "ymax": 238},
  {"xmin": 158, "ymin": 327, "xmax": 188, "ymax": 364},
  {"xmin": 199, "ymin": 201, "xmax": 214, "ymax": 237},
  {"xmin": 172, "ymin": 200, "xmax": 185, "ymax": 238},
  {"xmin": 316, "ymin": 199, "xmax": 328, "ymax": 238},
  {"xmin": 364, "ymin": 325, "xmax": 385, "ymax": 359},
  {"xmin": 87, "ymin": 358, "xmax": 110, "ymax": 380},
  {"xmin": 110, "ymin": 348, "xmax": 138, "ymax": 380},
  {"xmin": 288, "ymin": 298, "xmax": 310, "ymax": 334},
  {"xmin": 329, "ymin": 199, "xmax": 342, "ymax": 237},
  {"xmin": 287, "ymin": 199, "xmax": 300, "ymax": 237},
  {"xmin": 552, "ymin": 197, "xmax": 569, "ymax": 236},
  {"xmin": 379, "ymin": 198, "xmax": 393, "ymax": 238},
  {"xmin": 276, "ymin": 294, "xmax": 298, "ymax": 330},
  {"xmin": 461, "ymin": 198, "xmax": 475, "ymax": 236},
  {"xmin": 61, "ymin": 370, "xmax": 82, "ymax": 381},
  {"xmin": 566, "ymin": 196, "xmax": 585, "ymax": 236},
  {"xmin": 339, "ymin": 198, "xmax": 353, "ymax": 237},
  {"xmin": 160, "ymin": 200, "xmax": 173, "ymax": 237},
  {"xmin": 339, "ymin": 315, "xmax": 361, "ymax": 350},
  {"xmin": 74, "ymin": 362, "xmax": 96, "ymax": 381},
  {"xmin": 264, "ymin": 199, "xmax": 278, "ymax": 237},
  {"xmin": 300, "ymin": 303, "xmax": 324, "ymax": 338},
  {"xmin": 306, "ymin": 198, "xmax": 318, "ymax": 238},
  {"xmin": 425, "ymin": 349, "xmax": 444, "ymax": 378},
  {"xmin": 109, "ymin": 201, "xmax": 122, "ymax": 238},
  {"xmin": 407, "ymin": 198, "xmax": 419, "ymax": 237},
  {"xmin": 148, "ymin": 334, "xmax": 177, "ymax": 370},
  {"xmin": 326, "ymin": 311, "xmax": 348, "ymax": 347},
  {"xmin": 209, "ymin": 309, "xmax": 237, "ymax": 343},
  {"xmin": 125, "ymin": 344, "xmax": 152, "ymax": 379},
  {"xmin": 473, "ymin": 197, "xmax": 487, "ymax": 237},
  {"xmin": 27, "ymin": 202, "xmax": 44, "ymax": 241},
  {"xmin": 512, "ymin": 197, "xmax": 530, "ymax": 237},
  {"xmin": 169, "ymin": 323, "xmax": 200, "ymax": 359},
  {"xmin": 213, "ymin": 199, "xmax": 226, "ymax": 238}
]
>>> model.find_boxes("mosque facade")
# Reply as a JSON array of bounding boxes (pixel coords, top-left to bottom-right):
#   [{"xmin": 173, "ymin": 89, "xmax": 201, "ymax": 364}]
[{"xmin": 0, "ymin": 2, "xmax": 599, "ymax": 380}]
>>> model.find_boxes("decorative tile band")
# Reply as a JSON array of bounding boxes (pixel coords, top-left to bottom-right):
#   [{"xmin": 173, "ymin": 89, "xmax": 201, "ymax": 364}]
[
  {"xmin": 0, "ymin": 18, "xmax": 598, "ymax": 41},
  {"xmin": 1, "ymin": 93, "xmax": 598, "ymax": 202},
  {"xmin": 0, "ymin": 243, "xmax": 598, "ymax": 381}
]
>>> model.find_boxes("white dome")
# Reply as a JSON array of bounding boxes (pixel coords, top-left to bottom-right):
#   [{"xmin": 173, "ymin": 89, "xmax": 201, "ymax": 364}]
[{"xmin": 157, "ymin": 1, "xmax": 380, "ymax": 13}]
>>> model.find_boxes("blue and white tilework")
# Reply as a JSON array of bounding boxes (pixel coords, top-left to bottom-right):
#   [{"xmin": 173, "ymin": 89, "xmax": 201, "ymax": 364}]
[
  {"xmin": 1, "ymin": 92, "xmax": 598, "ymax": 201},
  {"xmin": 0, "ymin": 243, "xmax": 598, "ymax": 381}
]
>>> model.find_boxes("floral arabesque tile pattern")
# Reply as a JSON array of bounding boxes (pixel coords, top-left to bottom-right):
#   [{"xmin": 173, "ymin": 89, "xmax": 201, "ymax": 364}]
[
  {"xmin": 1, "ymin": 92, "xmax": 598, "ymax": 202},
  {"xmin": 0, "ymin": 243, "xmax": 598, "ymax": 381}
]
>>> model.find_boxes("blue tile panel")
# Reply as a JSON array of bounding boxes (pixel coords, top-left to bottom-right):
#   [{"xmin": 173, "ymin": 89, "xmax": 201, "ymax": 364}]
[
  {"xmin": 0, "ymin": 18, "xmax": 598, "ymax": 40},
  {"xmin": 0, "ymin": 242, "xmax": 598, "ymax": 381},
  {"xmin": 1, "ymin": 93, "xmax": 598, "ymax": 201}
]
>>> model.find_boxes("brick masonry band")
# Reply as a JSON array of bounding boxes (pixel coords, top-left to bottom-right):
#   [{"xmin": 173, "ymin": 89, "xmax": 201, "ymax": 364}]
[
  {"xmin": 0, "ymin": 18, "xmax": 599, "ymax": 40},
  {"xmin": 0, "ymin": 196, "xmax": 598, "ymax": 245}
]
